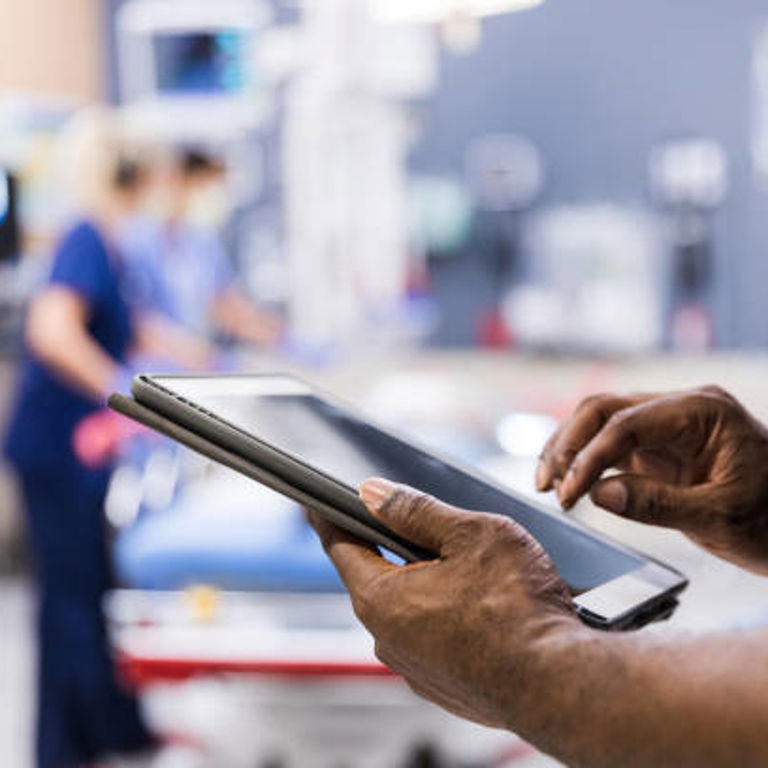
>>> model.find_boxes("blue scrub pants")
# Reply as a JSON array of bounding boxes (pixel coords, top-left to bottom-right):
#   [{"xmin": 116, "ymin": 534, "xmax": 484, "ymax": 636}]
[{"xmin": 19, "ymin": 467, "xmax": 152, "ymax": 768}]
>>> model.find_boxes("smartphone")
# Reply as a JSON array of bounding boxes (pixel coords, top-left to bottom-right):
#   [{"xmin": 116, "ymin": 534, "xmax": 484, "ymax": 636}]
[{"xmin": 113, "ymin": 373, "xmax": 688, "ymax": 631}]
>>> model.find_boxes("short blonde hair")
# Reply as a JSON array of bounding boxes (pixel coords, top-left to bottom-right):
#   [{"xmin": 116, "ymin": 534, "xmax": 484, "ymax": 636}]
[{"xmin": 55, "ymin": 106, "xmax": 127, "ymax": 219}]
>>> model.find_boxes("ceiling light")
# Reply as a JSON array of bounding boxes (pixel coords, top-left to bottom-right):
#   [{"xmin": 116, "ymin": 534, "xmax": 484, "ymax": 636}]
[{"xmin": 369, "ymin": 0, "xmax": 544, "ymax": 25}]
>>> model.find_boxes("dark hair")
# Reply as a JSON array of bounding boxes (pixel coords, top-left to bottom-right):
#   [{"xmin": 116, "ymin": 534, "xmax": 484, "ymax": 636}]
[
  {"xmin": 179, "ymin": 149, "xmax": 225, "ymax": 177},
  {"xmin": 113, "ymin": 157, "xmax": 146, "ymax": 191}
]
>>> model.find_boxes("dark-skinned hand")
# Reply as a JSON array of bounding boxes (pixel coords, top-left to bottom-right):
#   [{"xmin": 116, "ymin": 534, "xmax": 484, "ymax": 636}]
[
  {"xmin": 308, "ymin": 478, "xmax": 579, "ymax": 730},
  {"xmin": 537, "ymin": 385, "xmax": 768, "ymax": 575}
]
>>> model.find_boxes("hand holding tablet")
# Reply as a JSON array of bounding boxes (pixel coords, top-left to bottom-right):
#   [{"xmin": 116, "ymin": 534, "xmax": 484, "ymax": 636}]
[
  {"xmin": 307, "ymin": 476, "xmax": 580, "ymax": 730},
  {"xmin": 110, "ymin": 374, "xmax": 688, "ymax": 630}
]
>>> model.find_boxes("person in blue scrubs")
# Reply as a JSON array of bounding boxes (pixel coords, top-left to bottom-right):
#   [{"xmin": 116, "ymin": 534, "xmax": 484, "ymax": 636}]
[
  {"xmin": 3, "ymin": 112, "xmax": 165, "ymax": 768},
  {"xmin": 121, "ymin": 150, "xmax": 283, "ymax": 348}
]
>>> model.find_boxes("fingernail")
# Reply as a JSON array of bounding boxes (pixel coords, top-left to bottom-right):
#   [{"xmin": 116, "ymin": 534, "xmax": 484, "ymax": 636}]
[
  {"xmin": 559, "ymin": 471, "xmax": 577, "ymax": 504},
  {"xmin": 535, "ymin": 462, "xmax": 549, "ymax": 491},
  {"xmin": 592, "ymin": 480, "xmax": 628, "ymax": 514},
  {"xmin": 556, "ymin": 480, "xmax": 575, "ymax": 511},
  {"xmin": 360, "ymin": 478, "xmax": 397, "ymax": 515}
]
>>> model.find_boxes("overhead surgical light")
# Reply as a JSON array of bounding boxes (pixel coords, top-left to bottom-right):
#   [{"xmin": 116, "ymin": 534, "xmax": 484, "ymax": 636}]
[{"xmin": 368, "ymin": 0, "xmax": 545, "ymax": 25}]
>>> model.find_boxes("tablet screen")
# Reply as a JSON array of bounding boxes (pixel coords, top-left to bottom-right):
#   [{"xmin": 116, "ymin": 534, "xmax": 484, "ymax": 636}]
[{"xmin": 156, "ymin": 376, "xmax": 647, "ymax": 593}]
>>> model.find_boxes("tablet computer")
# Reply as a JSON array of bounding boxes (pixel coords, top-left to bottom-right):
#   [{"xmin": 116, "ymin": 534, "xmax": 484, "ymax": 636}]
[{"xmin": 110, "ymin": 373, "xmax": 688, "ymax": 631}]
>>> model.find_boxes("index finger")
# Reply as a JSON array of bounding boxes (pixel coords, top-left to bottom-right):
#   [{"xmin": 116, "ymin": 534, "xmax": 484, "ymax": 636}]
[
  {"xmin": 557, "ymin": 397, "xmax": 692, "ymax": 508},
  {"xmin": 537, "ymin": 393, "xmax": 655, "ymax": 491},
  {"xmin": 308, "ymin": 511, "xmax": 395, "ymax": 596}
]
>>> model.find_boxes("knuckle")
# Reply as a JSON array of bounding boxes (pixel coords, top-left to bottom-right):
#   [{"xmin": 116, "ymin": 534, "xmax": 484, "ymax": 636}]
[
  {"xmin": 633, "ymin": 489, "xmax": 670, "ymax": 525},
  {"xmin": 387, "ymin": 490, "xmax": 441, "ymax": 530},
  {"xmin": 605, "ymin": 409, "xmax": 635, "ymax": 440},
  {"xmin": 451, "ymin": 515, "xmax": 487, "ymax": 543},
  {"xmin": 538, "ymin": 442, "xmax": 556, "ymax": 464},
  {"xmin": 384, "ymin": 488, "xmax": 433, "ymax": 527},
  {"xmin": 485, "ymin": 513, "xmax": 523, "ymax": 541},
  {"xmin": 689, "ymin": 391, "xmax": 737, "ymax": 425},
  {"xmin": 551, "ymin": 446, "xmax": 578, "ymax": 471},
  {"xmin": 410, "ymin": 491, "xmax": 442, "ymax": 519},
  {"xmin": 693, "ymin": 387, "xmax": 740, "ymax": 420},
  {"xmin": 605, "ymin": 410, "xmax": 627, "ymax": 431},
  {"xmin": 476, "ymin": 514, "xmax": 535, "ymax": 558},
  {"xmin": 577, "ymin": 392, "xmax": 612, "ymax": 412},
  {"xmin": 577, "ymin": 392, "xmax": 623, "ymax": 423},
  {"xmin": 698, "ymin": 384, "xmax": 733, "ymax": 402},
  {"xmin": 636, "ymin": 495, "xmax": 661, "ymax": 523},
  {"xmin": 382, "ymin": 488, "xmax": 411, "ymax": 518}
]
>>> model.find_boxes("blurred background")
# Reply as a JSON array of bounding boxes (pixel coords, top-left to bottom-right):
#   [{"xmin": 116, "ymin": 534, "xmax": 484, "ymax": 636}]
[{"xmin": 4, "ymin": 1, "xmax": 768, "ymax": 766}]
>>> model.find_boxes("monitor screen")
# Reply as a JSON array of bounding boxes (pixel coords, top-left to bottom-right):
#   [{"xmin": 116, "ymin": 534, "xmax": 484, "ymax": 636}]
[
  {"xmin": 153, "ymin": 31, "xmax": 251, "ymax": 95},
  {"xmin": 0, "ymin": 170, "xmax": 19, "ymax": 264}
]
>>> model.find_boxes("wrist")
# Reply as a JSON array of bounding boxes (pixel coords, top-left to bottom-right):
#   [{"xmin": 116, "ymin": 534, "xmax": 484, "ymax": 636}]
[{"xmin": 505, "ymin": 616, "xmax": 605, "ymax": 746}]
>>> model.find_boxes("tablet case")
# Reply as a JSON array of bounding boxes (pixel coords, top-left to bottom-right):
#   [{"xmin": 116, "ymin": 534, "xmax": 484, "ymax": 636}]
[{"xmin": 108, "ymin": 393, "xmax": 421, "ymax": 562}]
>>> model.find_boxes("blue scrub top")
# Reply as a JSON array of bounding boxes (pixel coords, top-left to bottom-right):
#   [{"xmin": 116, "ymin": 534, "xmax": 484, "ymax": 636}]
[
  {"xmin": 4, "ymin": 221, "xmax": 133, "ymax": 473},
  {"xmin": 120, "ymin": 216, "xmax": 233, "ymax": 337}
]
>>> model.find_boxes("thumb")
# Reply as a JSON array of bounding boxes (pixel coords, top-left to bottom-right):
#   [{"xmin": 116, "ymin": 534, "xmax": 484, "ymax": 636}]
[
  {"xmin": 590, "ymin": 474, "xmax": 705, "ymax": 530},
  {"xmin": 359, "ymin": 478, "xmax": 465, "ymax": 553}
]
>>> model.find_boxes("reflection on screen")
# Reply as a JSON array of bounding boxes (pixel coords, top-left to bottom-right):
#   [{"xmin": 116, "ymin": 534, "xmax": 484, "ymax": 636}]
[{"xmin": 171, "ymin": 384, "xmax": 645, "ymax": 593}]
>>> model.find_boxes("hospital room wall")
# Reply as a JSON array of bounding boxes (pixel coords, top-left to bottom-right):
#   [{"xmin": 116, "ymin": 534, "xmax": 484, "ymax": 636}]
[
  {"xmin": 410, "ymin": 0, "xmax": 767, "ymax": 348},
  {"xmin": 0, "ymin": 0, "xmax": 104, "ymax": 99},
  {"xmin": 101, "ymin": 0, "xmax": 768, "ymax": 348}
]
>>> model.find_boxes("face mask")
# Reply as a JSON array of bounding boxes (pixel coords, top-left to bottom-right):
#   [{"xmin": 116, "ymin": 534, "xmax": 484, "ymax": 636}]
[
  {"xmin": 140, "ymin": 183, "xmax": 177, "ymax": 222},
  {"xmin": 184, "ymin": 183, "xmax": 231, "ymax": 228}
]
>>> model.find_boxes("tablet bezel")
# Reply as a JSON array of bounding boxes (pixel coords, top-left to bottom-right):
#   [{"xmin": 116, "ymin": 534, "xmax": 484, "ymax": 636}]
[{"xmin": 131, "ymin": 373, "xmax": 688, "ymax": 630}]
